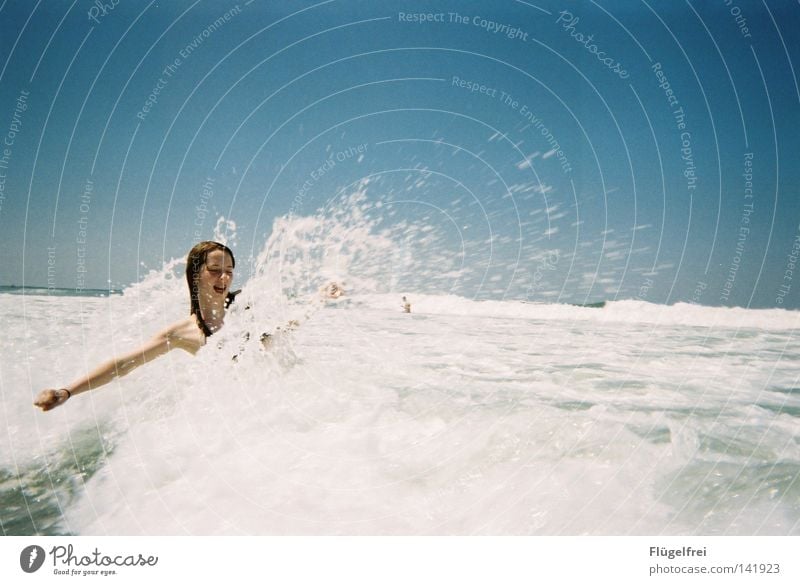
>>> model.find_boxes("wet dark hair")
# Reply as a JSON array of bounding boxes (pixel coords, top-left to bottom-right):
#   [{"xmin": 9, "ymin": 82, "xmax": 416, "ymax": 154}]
[{"xmin": 185, "ymin": 241, "xmax": 236, "ymax": 334}]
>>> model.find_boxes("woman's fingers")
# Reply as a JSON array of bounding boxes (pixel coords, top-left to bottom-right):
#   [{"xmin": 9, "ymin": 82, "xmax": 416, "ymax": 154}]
[
  {"xmin": 33, "ymin": 389, "xmax": 57, "ymax": 411},
  {"xmin": 34, "ymin": 389, "xmax": 68, "ymax": 412}
]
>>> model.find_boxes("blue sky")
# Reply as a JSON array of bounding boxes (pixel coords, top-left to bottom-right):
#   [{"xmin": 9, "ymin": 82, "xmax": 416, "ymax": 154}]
[{"xmin": 0, "ymin": 0, "xmax": 798, "ymax": 308}]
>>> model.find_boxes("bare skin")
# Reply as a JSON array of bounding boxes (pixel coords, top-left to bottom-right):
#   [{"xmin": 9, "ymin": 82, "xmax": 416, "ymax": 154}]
[
  {"xmin": 34, "ymin": 249, "xmax": 233, "ymax": 412},
  {"xmin": 321, "ymin": 282, "xmax": 344, "ymax": 299}
]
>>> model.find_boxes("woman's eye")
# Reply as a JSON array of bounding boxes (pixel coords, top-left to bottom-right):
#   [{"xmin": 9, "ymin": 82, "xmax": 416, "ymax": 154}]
[{"xmin": 206, "ymin": 267, "xmax": 232, "ymax": 276}]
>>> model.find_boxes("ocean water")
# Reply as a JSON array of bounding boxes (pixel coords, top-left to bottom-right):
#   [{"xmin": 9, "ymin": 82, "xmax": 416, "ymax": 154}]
[{"xmin": 2, "ymin": 196, "xmax": 800, "ymax": 535}]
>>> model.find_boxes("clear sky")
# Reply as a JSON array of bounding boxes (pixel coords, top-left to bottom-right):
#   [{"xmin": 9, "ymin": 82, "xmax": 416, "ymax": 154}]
[{"xmin": 0, "ymin": 0, "xmax": 798, "ymax": 308}]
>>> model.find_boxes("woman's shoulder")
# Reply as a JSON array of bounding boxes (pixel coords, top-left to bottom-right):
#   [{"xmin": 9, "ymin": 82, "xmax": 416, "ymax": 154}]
[{"xmin": 158, "ymin": 315, "xmax": 206, "ymax": 348}]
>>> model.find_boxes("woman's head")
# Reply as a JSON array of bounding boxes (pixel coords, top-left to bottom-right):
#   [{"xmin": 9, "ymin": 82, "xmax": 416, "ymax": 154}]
[{"xmin": 185, "ymin": 241, "xmax": 235, "ymax": 316}]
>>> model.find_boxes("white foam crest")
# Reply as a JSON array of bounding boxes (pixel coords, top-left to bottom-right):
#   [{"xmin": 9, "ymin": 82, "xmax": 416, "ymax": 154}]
[{"xmin": 347, "ymin": 294, "xmax": 800, "ymax": 331}]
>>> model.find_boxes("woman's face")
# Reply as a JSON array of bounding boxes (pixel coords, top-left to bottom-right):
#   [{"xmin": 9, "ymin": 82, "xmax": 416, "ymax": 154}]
[{"xmin": 197, "ymin": 249, "xmax": 234, "ymax": 302}]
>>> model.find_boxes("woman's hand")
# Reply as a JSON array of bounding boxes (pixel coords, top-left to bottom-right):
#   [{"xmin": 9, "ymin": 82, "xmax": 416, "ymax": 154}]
[{"xmin": 34, "ymin": 388, "xmax": 71, "ymax": 412}]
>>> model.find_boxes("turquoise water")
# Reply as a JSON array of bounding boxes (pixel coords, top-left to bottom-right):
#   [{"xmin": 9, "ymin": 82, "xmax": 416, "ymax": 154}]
[
  {"xmin": 0, "ymin": 425, "xmax": 114, "ymax": 535},
  {"xmin": 3, "ymin": 289, "xmax": 799, "ymax": 535}
]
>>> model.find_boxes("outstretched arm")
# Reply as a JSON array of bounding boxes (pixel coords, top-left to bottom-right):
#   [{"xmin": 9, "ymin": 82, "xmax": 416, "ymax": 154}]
[{"xmin": 34, "ymin": 329, "xmax": 176, "ymax": 412}]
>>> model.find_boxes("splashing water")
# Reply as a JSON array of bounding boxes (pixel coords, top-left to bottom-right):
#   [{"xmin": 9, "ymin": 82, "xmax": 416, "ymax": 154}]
[
  {"xmin": 213, "ymin": 216, "xmax": 238, "ymax": 249},
  {"xmin": 3, "ymin": 184, "xmax": 800, "ymax": 535}
]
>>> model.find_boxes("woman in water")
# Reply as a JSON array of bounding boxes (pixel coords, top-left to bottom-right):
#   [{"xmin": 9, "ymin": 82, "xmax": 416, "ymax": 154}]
[{"xmin": 34, "ymin": 241, "xmax": 236, "ymax": 412}]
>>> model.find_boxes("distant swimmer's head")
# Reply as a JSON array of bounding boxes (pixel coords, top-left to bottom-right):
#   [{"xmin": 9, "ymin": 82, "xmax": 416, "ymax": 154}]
[
  {"xmin": 186, "ymin": 241, "xmax": 236, "ymax": 315},
  {"xmin": 324, "ymin": 282, "xmax": 344, "ymax": 298}
]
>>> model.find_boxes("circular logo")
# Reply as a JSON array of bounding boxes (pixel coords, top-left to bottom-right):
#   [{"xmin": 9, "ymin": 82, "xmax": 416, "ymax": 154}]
[{"xmin": 20, "ymin": 545, "xmax": 46, "ymax": 573}]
